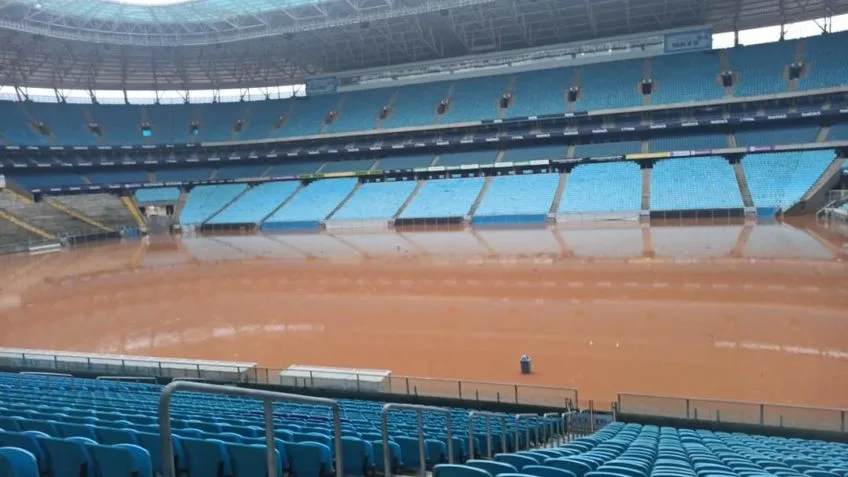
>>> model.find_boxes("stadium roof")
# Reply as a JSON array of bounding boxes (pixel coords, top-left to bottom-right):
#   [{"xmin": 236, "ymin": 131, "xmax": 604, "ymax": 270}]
[{"xmin": 0, "ymin": 0, "xmax": 846, "ymax": 92}]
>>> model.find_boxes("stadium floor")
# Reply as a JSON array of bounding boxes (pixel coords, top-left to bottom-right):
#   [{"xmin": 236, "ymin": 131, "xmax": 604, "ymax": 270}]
[{"xmin": 0, "ymin": 220, "xmax": 846, "ymax": 409}]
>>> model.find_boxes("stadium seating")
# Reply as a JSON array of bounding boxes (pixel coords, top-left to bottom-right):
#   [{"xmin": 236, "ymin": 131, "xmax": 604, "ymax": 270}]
[
  {"xmin": 25, "ymin": 102, "xmax": 93, "ymax": 145},
  {"xmin": 375, "ymin": 155, "xmax": 436, "ymax": 170},
  {"xmin": 501, "ymin": 146, "xmax": 567, "ymax": 162},
  {"xmin": 0, "ymin": 102, "xmax": 54, "ymax": 145},
  {"xmin": 215, "ymin": 165, "xmax": 270, "ymax": 180},
  {"xmin": 89, "ymin": 104, "xmax": 144, "ymax": 145},
  {"xmin": 263, "ymin": 178, "xmax": 359, "ymax": 225},
  {"xmin": 277, "ymin": 95, "xmax": 340, "ymax": 137},
  {"xmin": 179, "ymin": 184, "xmax": 249, "ymax": 226},
  {"xmin": 798, "ymin": 33, "xmax": 848, "ymax": 91},
  {"xmin": 508, "ymin": 67, "xmax": 572, "ymax": 118},
  {"xmin": 86, "ymin": 170, "xmax": 150, "ymax": 185},
  {"xmin": 741, "ymin": 150, "xmax": 835, "ymax": 210},
  {"xmin": 399, "ymin": 177, "xmax": 485, "ymax": 219},
  {"xmin": 200, "ymin": 102, "xmax": 248, "ymax": 142},
  {"xmin": 51, "ymin": 193, "xmax": 140, "ymax": 229},
  {"xmin": 266, "ymin": 161, "xmax": 324, "ymax": 176},
  {"xmin": 135, "ymin": 187, "xmax": 181, "ymax": 204},
  {"xmin": 0, "ymin": 373, "xmax": 543, "ymax": 477},
  {"xmin": 0, "ymin": 191, "xmax": 88, "ymax": 236},
  {"xmin": 650, "ymin": 157, "xmax": 744, "ymax": 211},
  {"xmin": 438, "ymin": 151, "xmax": 499, "ymax": 167},
  {"xmin": 0, "ymin": 215, "xmax": 44, "ymax": 250},
  {"xmin": 648, "ymin": 133, "xmax": 728, "ymax": 152},
  {"xmin": 649, "ymin": 51, "xmax": 724, "ymax": 104},
  {"xmin": 573, "ymin": 141, "xmax": 641, "ymax": 158},
  {"xmin": 734, "ymin": 126, "xmax": 820, "ymax": 147},
  {"xmin": 328, "ymin": 89, "xmax": 394, "ymax": 133},
  {"xmin": 827, "ymin": 123, "xmax": 848, "ymax": 141},
  {"xmin": 442, "ymin": 76, "xmax": 509, "ymax": 123},
  {"xmin": 9, "ymin": 174, "xmax": 87, "ymax": 190},
  {"xmin": 206, "ymin": 181, "xmax": 301, "ymax": 225},
  {"xmin": 380, "ymin": 82, "xmax": 450, "ymax": 129},
  {"xmin": 330, "ymin": 180, "xmax": 417, "ymax": 221},
  {"xmin": 146, "ymin": 103, "xmax": 198, "ymax": 144},
  {"xmin": 574, "ymin": 59, "xmax": 644, "ymax": 111},
  {"xmin": 473, "ymin": 174, "xmax": 560, "ymax": 218},
  {"xmin": 156, "ymin": 168, "xmax": 214, "ymax": 182},
  {"xmin": 321, "ymin": 159, "xmax": 375, "ymax": 174},
  {"xmin": 728, "ymin": 41, "xmax": 794, "ymax": 96},
  {"xmin": 559, "ymin": 162, "xmax": 642, "ymax": 214}
]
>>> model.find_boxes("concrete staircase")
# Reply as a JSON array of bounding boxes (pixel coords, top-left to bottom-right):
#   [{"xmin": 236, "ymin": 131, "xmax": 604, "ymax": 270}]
[
  {"xmin": 816, "ymin": 126, "xmax": 830, "ymax": 142},
  {"xmin": 260, "ymin": 184, "xmax": 305, "ymax": 224},
  {"xmin": 394, "ymin": 180, "xmax": 425, "ymax": 218},
  {"xmin": 325, "ymin": 182, "xmax": 362, "ymax": 220},
  {"xmin": 174, "ymin": 190, "xmax": 189, "ymax": 223},
  {"xmin": 467, "ymin": 177, "xmax": 492, "ymax": 218},
  {"xmin": 549, "ymin": 173, "xmax": 568, "ymax": 215},
  {"xmin": 732, "ymin": 162, "xmax": 755, "ymax": 208},
  {"xmin": 641, "ymin": 168, "xmax": 651, "ymax": 211}
]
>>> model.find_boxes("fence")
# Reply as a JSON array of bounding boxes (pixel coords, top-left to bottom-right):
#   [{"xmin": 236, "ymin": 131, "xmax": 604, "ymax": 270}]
[
  {"xmin": 618, "ymin": 393, "xmax": 846, "ymax": 433},
  {"xmin": 0, "ymin": 348, "xmax": 578, "ymax": 409},
  {"xmin": 0, "ymin": 225, "xmax": 139, "ymax": 257}
]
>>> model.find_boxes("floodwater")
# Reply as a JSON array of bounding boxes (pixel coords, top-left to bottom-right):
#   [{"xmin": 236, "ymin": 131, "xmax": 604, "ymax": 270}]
[{"xmin": 0, "ymin": 220, "xmax": 846, "ymax": 409}]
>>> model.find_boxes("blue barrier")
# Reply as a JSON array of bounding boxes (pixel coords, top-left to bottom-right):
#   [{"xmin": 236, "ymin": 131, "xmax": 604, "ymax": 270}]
[
  {"xmin": 260, "ymin": 221, "xmax": 322, "ymax": 232},
  {"xmin": 471, "ymin": 214, "xmax": 548, "ymax": 225}
]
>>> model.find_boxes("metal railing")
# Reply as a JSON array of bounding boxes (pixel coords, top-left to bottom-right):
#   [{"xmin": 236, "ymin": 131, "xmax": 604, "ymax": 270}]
[
  {"xmin": 514, "ymin": 413, "xmax": 538, "ymax": 451},
  {"xmin": 618, "ymin": 393, "xmax": 847, "ymax": 433},
  {"xmin": 381, "ymin": 403, "xmax": 454, "ymax": 477},
  {"xmin": 158, "ymin": 381, "xmax": 343, "ymax": 477},
  {"xmin": 467, "ymin": 411, "xmax": 508, "ymax": 458}
]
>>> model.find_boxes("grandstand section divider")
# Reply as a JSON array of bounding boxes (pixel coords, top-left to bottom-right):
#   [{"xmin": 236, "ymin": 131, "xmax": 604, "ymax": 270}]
[
  {"xmin": 467, "ymin": 411, "xmax": 509, "ymax": 458},
  {"xmin": 158, "ymin": 380, "xmax": 344, "ymax": 477},
  {"xmin": 381, "ymin": 403, "xmax": 454, "ymax": 477}
]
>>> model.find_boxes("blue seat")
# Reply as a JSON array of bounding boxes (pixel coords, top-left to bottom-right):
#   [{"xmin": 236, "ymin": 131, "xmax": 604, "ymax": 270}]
[
  {"xmin": 396, "ymin": 436, "xmax": 429, "ymax": 472},
  {"xmin": 0, "ymin": 433, "xmax": 48, "ymax": 476},
  {"xmin": 0, "ymin": 447, "xmax": 39, "ymax": 477},
  {"xmin": 86, "ymin": 443, "xmax": 153, "ymax": 477},
  {"xmin": 96, "ymin": 427, "xmax": 138, "ymax": 446},
  {"xmin": 371, "ymin": 439, "xmax": 402, "ymax": 473},
  {"xmin": 241, "ymin": 437, "xmax": 287, "ymax": 471},
  {"xmin": 285, "ymin": 441, "xmax": 332, "ymax": 477},
  {"xmin": 134, "ymin": 432, "xmax": 186, "ymax": 476},
  {"xmin": 227, "ymin": 443, "xmax": 283, "ymax": 477},
  {"xmin": 0, "ymin": 419, "xmax": 21, "ymax": 432},
  {"xmin": 427, "ymin": 439, "xmax": 449, "ymax": 467},
  {"xmin": 523, "ymin": 465, "xmax": 579, "ymax": 477},
  {"xmin": 38, "ymin": 436, "xmax": 96, "ymax": 477},
  {"xmin": 341, "ymin": 436, "xmax": 374, "ymax": 476},
  {"xmin": 434, "ymin": 463, "xmax": 495, "ymax": 477},
  {"xmin": 56, "ymin": 423, "xmax": 99, "ymax": 440},
  {"xmin": 466, "ymin": 460, "xmax": 519, "ymax": 477},
  {"xmin": 496, "ymin": 454, "xmax": 540, "ymax": 471},
  {"xmin": 216, "ymin": 433, "xmax": 244, "ymax": 443},
  {"xmin": 17, "ymin": 420, "xmax": 58, "ymax": 437},
  {"xmin": 181, "ymin": 438, "xmax": 233, "ymax": 477},
  {"xmin": 545, "ymin": 459, "xmax": 594, "ymax": 477}
]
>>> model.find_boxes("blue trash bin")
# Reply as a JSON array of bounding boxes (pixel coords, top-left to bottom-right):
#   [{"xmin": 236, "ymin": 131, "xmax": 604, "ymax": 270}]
[{"xmin": 520, "ymin": 355, "xmax": 532, "ymax": 375}]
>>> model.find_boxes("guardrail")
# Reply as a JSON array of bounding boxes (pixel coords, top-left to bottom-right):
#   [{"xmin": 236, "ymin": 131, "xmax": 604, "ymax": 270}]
[
  {"xmin": 381, "ymin": 403, "xmax": 454, "ymax": 477},
  {"xmin": 158, "ymin": 381, "xmax": 344, "ymax": 477},
  {"xmin": 617, "ymin": 393, "xmax": 847, "ymax": 433}
]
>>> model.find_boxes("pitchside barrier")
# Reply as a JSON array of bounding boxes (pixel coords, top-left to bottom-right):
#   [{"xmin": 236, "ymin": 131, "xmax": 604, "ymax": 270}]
[{"xmin": 617, "ymin": 393, "xmax": 847, "ymax": 433}]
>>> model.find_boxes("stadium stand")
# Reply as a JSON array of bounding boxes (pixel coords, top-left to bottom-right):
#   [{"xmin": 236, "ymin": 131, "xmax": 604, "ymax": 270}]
[
  {"xmin": 51, "ymin": 194, "xmax": 139, "ymax": 230},
  {"xmin": 329, "ymin": 180, "xmax": 418, "ymax": 222},
  {"xmin": 573, "ymin": 59, "xmax": 644, "ymax": 111},
  {"xmin": 321, "ymin": 159, "xmax": 375, "ymax": 174},
  {"xmin": 734, "ymin": 125, "xmax": 820, "ymax": 146},
  {"xmin": 824, "ymin": 122, "xmax": 848, "ymax": 141},
  {"xmin": 25, "ymin": 102, "xmax": 93, "ymax": 145},
  {"xmin": 727, "ymin": 41, "xmax": 794, "ymax": 96},
  {"xmin": 558, "ymin": 162, "xmax": 643, "ymax": 215},
  {"xmin": 441, "ymin": 76, "xmax": 509, "ymax": 123},
  {"xmin": 399, "ymin": 177, "xmax": 485, "ymax": 219},
  {"xmin": 10, "ymin": 174, "xmax": 87, "ymax": 190},
  {"xmin": 573, "ymin": 141, "xmax": 642, "ymax": 158},
  {"xmin": 277, "ymin": 95, "xmax": 339, "ymax": 137},
  {"xmin": 473, "ymin": 173, "xmax": 560, "ymax": 221},
  {"xmin": 648, "ymin": 133, "xmax": 728, "ymax": 152},
  {"xmin": 262, "ymin": 178, "xmax": 359, "ymax": 228},
  {"xmin": 156, "ymin": 168, "xmax": 214, "ymax": 183},
  {"xmin": 375, "ymin": 155, "xmax": 436, "ymax": 170},
  {"xmin": 0, "ymin": 373, "xmax": 550, "ymax": 477},
  {"xmin": 0, "ymin": 102, "xmax": 52, "ymax": 145},
  {"xmin": 649, "ymin": 51, "xmax": 724, "ymax": 104},
  {"xmin": 85, "ymin": 170, "xmax": 150, "ymax": 185},
  {"xmin": 798, "ymin": 33, "xmax": 848, "ymax": 91},
  {"xmin": 437, "ymin": 151, "xmax": 499, "ymax": 167},
  {"xmin": 380, "ymin": 82, "xmax": 450, "ymax": 129},
  {"xmin": 215, "ymin": 165, "xmax": 270, "ymax": 180},
  {"xmin": 741, "ymin": 150, "xmax": 835, "ymax": 210},
  {"xmin": 501, "ymin": 146, "xmax": 567, "ymax": 162},
  {"xmin": 650, "ymin": 157, "xmax": 744, "ymax": 211},
  {"xmin": 89, "ymin": 104, "xmax": 144, "ymax": 145},
  {"xmin": 206, "ymin": 181, "xmax": 302, "ymax": 226},
  {"xmin": 135, "ymin": 187, "xmax": 182, "ymax": 204},
  {"xmin": 266, "ymin": 161, "xmax": 325, "ymax": 177},
  {"xmin": 179, "ymin": 184, "xmax": 249, "ymax": 226},
  {"xmin": 508, "ymin": 67, "xmax": 572, "ymax": 118},
  {"xmin": 0, "ymin": 216, "xmax": 43, "ymax": 250},
  {"xmin": 328, "ymin": 89, "xmax": 394, "ymax": 133},
  {"xmin": 0, "ymin": 191, "xmax": 87, "ymax": 236}
]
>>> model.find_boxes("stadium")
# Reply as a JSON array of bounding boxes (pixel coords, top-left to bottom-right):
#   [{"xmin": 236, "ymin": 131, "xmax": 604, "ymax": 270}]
[{"xmin": 0, "ymin": 0, "xmax": 848, "ymax": 474}]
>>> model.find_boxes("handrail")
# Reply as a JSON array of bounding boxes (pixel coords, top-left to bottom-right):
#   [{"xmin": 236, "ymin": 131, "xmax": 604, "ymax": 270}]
[
  {"xmin": 95, "ymin": 376, "xmax": 157, "ymax": 383},
  {"xmin": 543, "ymin": 412, "xmax": 562, "ymax": 446},
  {"xmin": 381, "ymin": 403, "xmax": 454, "ymax": 477},
  {"xmin": 467, "ymin": 411, "xmax": 508, "ymax": 458},
  {"xmin": 158, "ymin": 381, "xmax": 343, "ymax": 477},
  {"xmin": 514, "ymin": 413, "xmax": 538, "ymax": 451},
  {"xmin": 19, "ymin": 371, "xmax": 72, "ymax": 377}
]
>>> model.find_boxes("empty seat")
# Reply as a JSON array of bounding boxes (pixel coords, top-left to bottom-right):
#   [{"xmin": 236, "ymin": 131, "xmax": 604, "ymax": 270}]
[
  {"xmin": 0, "ymin": 447, "xmax": 39, "ymax": 477},
  {"xmin": 467, "ymin": 459, "xmax": 519, "ymax": 477},
  {"xmin": 86, "ymin": 443, "xmax": 153, "ymax": 477},
  {"xmin": 227, "ymin": 443, "xmax": 283, "ymax": 477}
]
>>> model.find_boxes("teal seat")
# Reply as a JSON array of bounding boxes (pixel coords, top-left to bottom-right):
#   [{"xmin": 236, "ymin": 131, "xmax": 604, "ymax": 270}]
[
  {"xmin": 0, "ymin": 447, "xmax": 39, "ymax": 477},
  {"xmin": 86, "ymin": 443, "xmax": 153, "ymax": 477}
]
